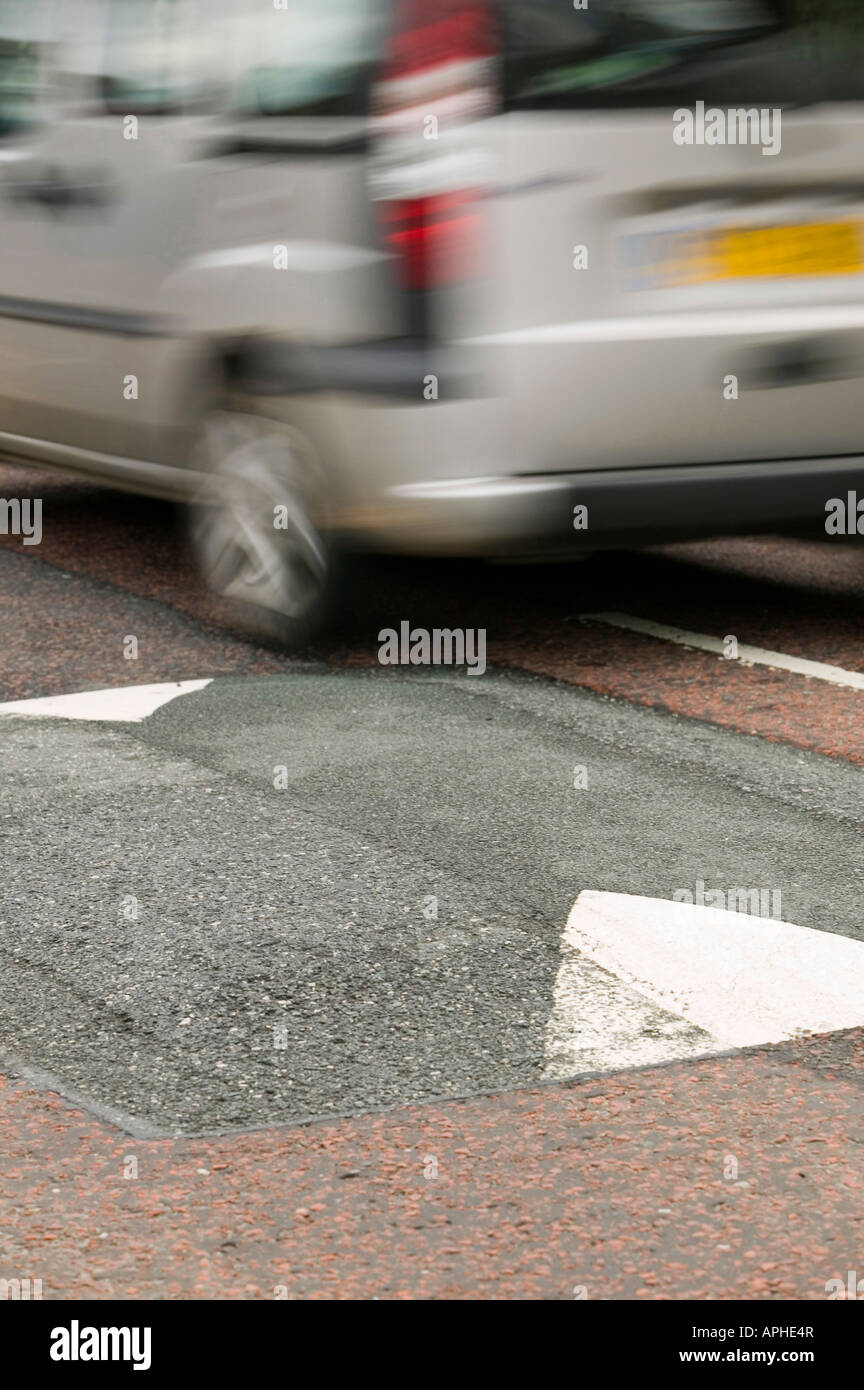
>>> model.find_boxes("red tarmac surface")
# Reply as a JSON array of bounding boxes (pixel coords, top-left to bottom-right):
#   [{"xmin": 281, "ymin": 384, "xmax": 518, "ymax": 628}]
[
  {"xmin": 2, "ymin": 462, "xmax": 863, "ymax": 1299},
  {"xmin": 2, "ymin": 462, "xmax": 863, "ymax": 761},
  {"xmin": 5, "ymin": 1030, "xmax": 864, "ymax": 1300}
]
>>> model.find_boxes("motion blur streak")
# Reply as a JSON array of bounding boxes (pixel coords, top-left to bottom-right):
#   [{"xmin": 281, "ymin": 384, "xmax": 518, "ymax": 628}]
[{"xmin": 0, "ymin": 1, "xmax": 862, "ymax": 646}]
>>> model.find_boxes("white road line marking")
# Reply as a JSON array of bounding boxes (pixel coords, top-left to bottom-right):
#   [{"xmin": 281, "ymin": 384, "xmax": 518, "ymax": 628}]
[
  {"xmin": 0, "ymin": 680, "xmax": 212, "ymax": 722},
  {"xmin": 582, "ymin": 611, "xmax": 864, "ymax": 691},
  {"xmin": 544, "ymin": 891, "xmax": 864, "ymax": 1081}
]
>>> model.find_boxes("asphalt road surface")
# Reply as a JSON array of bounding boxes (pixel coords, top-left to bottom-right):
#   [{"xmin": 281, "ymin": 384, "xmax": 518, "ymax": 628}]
[{"xmin": 3, "ymin": 462, "xmax": 864, "ymax": 1299}]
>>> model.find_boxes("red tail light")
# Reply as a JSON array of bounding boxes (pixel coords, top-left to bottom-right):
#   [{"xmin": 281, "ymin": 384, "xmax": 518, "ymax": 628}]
[
  {"xmin": 378, "ymin": 189, "xmax": 484, "ymax": 291},
  {"xmin": 371, "ymin": 0, "xmax": 497, "ymax": 293},
  {"xmin": 377, "ymin": 0, "xmax": 497, "ymax": 93}
]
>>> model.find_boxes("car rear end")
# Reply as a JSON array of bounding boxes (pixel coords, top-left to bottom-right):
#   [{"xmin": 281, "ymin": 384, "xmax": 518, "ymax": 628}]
[{"xmin": 294, "ymin": 0, "xmax": 864, "ymax": 556}]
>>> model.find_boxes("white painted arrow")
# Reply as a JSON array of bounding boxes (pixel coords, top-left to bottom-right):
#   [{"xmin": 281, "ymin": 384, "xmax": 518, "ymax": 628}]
[
  {"xmin": 0, "ymin": 680, "xmax": 211, "ymax": 723},
  {"xmin": 544, "ymin": 890, "xmax": 864, "ymax": 1079}
]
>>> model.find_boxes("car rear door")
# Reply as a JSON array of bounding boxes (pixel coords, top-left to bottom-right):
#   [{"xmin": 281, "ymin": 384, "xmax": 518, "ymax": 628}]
[
  {"xmin": 479, "ymin": 0, "xmax": 864, "ymax": 472},
  {"xmin": 0, "ymin": 0, "xmax": 226, "ymax": 464},
  {"xmin": 0, "ymin": 0, "xmax": 397, "ymax": 473}
]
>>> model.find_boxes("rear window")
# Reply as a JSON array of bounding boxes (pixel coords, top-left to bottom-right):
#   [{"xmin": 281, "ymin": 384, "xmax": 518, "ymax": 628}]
[
  {"xmin": 0, "ymin": 37, "xmax": 40, "ymax": 134},
  {"xmin": 231, "ymin": 0, "xmax": 390, "ymax": 119},
  {"xmin": 100, "ymin": 0, "xmax": 218, "ymax": 113},
  {"xmin": 502, "ymin": 0, "xmax": 864, "ymax": 109},
  {"xmin": 0, "ymin": 0, "xmax": 46, "ymax": 136}
]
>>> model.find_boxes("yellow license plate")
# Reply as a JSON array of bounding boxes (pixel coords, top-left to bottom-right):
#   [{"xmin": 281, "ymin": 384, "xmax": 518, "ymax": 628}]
[{"xmin": 639, "ymin": 220, "xmax": 864, "ymax": 287}]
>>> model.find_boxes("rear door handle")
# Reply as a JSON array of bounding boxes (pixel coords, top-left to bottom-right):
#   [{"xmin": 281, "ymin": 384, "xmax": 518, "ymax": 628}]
[{"xmin": 6, "ymin": 165, "xmax": 117, "ymax": 214}]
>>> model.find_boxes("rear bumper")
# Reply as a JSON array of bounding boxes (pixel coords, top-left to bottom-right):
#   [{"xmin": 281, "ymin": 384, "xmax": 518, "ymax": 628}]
[
  {"xmin": 346, "ymin": 455, "xmax": 864, "ymax": 555},
  {"xmin": 232, "ymin": 339, "xmax": 863, "ymax": 551},
  {"xmin": 230, "ymin": 336, "xmax": 484, "ymax": 401}
]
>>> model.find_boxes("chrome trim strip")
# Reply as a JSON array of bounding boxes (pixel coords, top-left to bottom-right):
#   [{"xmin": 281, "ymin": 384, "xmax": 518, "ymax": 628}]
[{"xmin": 0, "ymin": 294, "xmax": 174, "ymax": 336}]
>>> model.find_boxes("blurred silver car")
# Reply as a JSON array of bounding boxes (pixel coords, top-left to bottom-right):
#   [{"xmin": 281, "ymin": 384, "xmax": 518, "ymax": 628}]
[{"xmin": 1, "ymin": 0, "xmax": 864, "ymax": 642}]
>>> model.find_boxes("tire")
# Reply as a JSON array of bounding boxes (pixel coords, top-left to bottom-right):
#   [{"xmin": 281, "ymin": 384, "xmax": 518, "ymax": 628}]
[{"xmin": 189, "ymin": 409, "xmax": 340, "ymax": 648}]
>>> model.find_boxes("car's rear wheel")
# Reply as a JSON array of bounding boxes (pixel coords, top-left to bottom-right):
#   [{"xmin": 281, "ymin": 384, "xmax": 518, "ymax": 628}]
[{"xmin": 189, "ymin": 409, "xmax": 338, "ymax": 648}]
